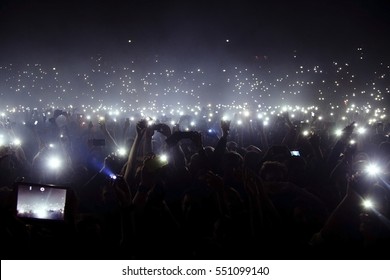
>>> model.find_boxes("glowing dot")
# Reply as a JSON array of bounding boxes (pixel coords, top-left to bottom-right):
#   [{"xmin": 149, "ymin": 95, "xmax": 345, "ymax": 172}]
[{"xmin": 362, "ymin": 199, "xmax": 374, "ymax": 209}]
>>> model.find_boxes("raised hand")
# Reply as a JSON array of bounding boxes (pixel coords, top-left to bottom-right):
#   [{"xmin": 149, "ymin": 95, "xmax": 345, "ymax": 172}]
[
  {"xmin": 220, "ymin": 120, "xmax": 231, "ymax": 137},
  {"xmin": 136, "ymin": 119, "xmax": 147, "ymax": 137}
]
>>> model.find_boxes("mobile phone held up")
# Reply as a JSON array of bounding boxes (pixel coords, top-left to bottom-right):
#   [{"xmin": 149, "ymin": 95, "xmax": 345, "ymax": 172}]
[
  {"xmin": 290, "ymin": 150, "xmax": 301, "ymax": 157},
  {"xmin": 14, "ymin": 182, "xmax": 69, "ymax": 222}
]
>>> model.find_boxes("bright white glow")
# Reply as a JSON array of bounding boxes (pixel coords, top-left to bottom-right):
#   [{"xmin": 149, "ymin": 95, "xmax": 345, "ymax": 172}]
[
  {"xmin": 362, "ymin": 199, "xmax": 374, "ymax": 209},
  {"xmin": 190, "ymin": 121, "xmax": 196, "ymax": 126},
  {"xmin": 117, "ymin": 147, "xmax": 127, "ymax": 156},
  {"xmin": 335, "ymin": 129, "xmax": 343, "ymax": 137},
  {"xmin": 349, "ymin": 139, "xmax": 356, "ymax": 145},
  {"xmin": 35, "ymin": 208, "xmax": 48, "ymax": 219},
  {"xmin": 48, "ymin": 156, "xmax": 61, "ymax": 169},
  {"xmin": 243, "ymin": 111, "xmax": 250, "ymax": 117},
  {"xmin": 13, "ymin": 138, "xmax": 22, "ymax": 146},
  {"xmin": 159, "ymin": 154, "xmax": 168, "ymax": 163},
  {"xmin": 302, "ymin": 130, "xmax": 309, "ymax": 136},
  {"xmin": 365, "ymin": 163, "xmax": 381, "ymax": 176},
  {"xmin": 237, "ymin": 120, "xmax": 242, "ymax": 125},
  {"xmin": 358, "ymin": 127, "xmax": 366, "ymax": 134}
]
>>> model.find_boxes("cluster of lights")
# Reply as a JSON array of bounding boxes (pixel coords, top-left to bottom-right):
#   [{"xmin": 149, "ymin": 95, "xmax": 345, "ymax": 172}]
[{"xmin": 0, "ymin": 47, "xmax": 388, "ymax": 125}]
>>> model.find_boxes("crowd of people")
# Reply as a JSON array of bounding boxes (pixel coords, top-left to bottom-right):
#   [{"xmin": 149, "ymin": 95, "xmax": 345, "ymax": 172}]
[{"xmin": 1, "ymin": 107, "xmax": 390, "ymax": 260}]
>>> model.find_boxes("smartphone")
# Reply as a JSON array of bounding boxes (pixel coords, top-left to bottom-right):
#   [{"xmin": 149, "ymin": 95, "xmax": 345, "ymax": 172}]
[
  {"xmin": 88, "ymin": 139, "xmax": 105, "ymax": 146},
  {"xmin": 15, "ymin": 182, "xmax": 68, "ymax": 221},
  {"xmin": 290, "ymin": 150, "xmax": 300, "ymax": 157}
]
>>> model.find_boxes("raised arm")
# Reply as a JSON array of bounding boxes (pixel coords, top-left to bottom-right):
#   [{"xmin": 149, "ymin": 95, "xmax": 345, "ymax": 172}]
[{"xmin": 123, "ymin": 119, "xmax": 147, "ymax": 186}]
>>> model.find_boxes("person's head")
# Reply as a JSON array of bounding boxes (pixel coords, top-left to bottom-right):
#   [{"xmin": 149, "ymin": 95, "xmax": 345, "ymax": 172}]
[
  {"xmin": 226, "ymin": 141, "xmax": 238, "ymax": 152},
  {"xmin": 244, "ymin": 150, "xmax": 262, "ymax": 174},
  {"xmin": 266, "ymin": 145, "xmax": 291, "ymax": 163},
  {"xmin": 260, "ymin": 161, "xmax": 288, "ymax": 182},
  {"xmin": 285, "ymin": 156, "xmax": 307, "ymax": 185}
]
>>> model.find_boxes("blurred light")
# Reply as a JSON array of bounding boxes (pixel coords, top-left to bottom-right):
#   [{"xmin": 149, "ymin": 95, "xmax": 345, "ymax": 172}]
[
  {"xmin": 159, "ymin": 154, "xmax": 168, "ymax": 163},
  {"xmin": 47, "ymin": 156, "xmax": 61, "ymax": 169},
  {"xmin": 117, "ymin": 147, "xmax": 127, "ymax": 157},
  {"xmin": 13, "ymin": 138, "xmax": 22, "ymax": 146},
  {"xmin": 365, "ymin": 163, "xmax": 381, "ymax": 176},
  {"xmin": 358, "ymin": 127, "xmax": 366, "ymax": 134},
  {"xmin": 335, "ymin": 129, "xmax": 343, "ymax": 137},
  {"xmin": 362, "ymin": 199, "xmax": 374, "ymax": 209}
]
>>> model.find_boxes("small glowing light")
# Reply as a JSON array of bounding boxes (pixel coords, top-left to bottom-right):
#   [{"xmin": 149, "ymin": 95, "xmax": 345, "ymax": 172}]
[
  {"xmin": 49, "ymin": 143, "xmax": 55, "ymax": 148},
  {"xmin": 358, "ymin": 127, "xmax": 366, "ymax": 134},
  {"xmin": 362, "ymin": 199, "xmax": 374, "ymax": 209},
  {"xmin": 13, "ymin": 138, "xmax": 22, "ymax": 146},
  {"xmin": 302, "ymin": 130, "xmax": 309, "ymax": 136},
  {"xmin": 349, "ymin": 139, "xmax": 356, "ymax": 145},
  {"xmin": 147, "ymin": 119, "xmax": 155, "ymax": 126},
  {"xmin": 48, "ymin": 156, "xmax": 61, "ymax": 169},
  {"xmin": 159, "ymin": 154, "xmax": 168, "ymax": 163},
  {"xmin": 243, "ymin": 111, "xmax": 250, "ymax": 117},
  {"xmin": 335, "ymin": 129, "xmax": 343, "ymax": 137},
  {"xmin": 190, "ymin": 121, "xmax": 196, "ymax": 126},
  {"xmin": 110, "ymin": 174, "xmax": 117, "ymax": 180},
  {"xmin": 365, "ymin": 163, "xmax": 381, "ymax": 176},
  {"xmin": 237, "ymin": 120, "xmax": 242, "ymax": 125},
  {"xmin": 117, "ymin": 147, "xmax": 127, "ymax": 157}
]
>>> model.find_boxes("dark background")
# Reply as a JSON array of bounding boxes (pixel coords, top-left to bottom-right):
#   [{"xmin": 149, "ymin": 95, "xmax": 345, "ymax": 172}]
[{"xmin": 1, "ymin": 0, "xmax": 389, "ymax": 64}]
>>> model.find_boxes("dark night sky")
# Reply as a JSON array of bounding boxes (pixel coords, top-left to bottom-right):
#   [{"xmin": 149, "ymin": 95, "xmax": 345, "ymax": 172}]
[{"xmin": 1, "ymin": 0, "xmax": 390, "ymax": 64}]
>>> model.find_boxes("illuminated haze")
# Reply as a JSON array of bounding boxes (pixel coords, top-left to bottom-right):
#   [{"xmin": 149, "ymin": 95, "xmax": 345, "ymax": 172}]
[{"xmin": 1, "ymin": 0, "xmax": 389, "ymax": 111}]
